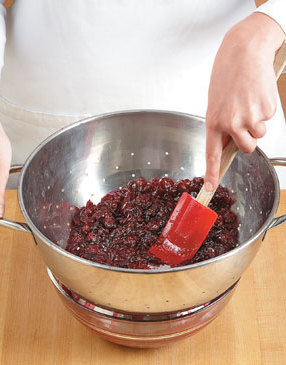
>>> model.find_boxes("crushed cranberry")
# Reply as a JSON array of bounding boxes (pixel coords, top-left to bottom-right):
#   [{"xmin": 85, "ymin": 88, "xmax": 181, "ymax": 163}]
[{"xmin": 65, "ymin": 177, "xmax": 239, "ymax": 269}]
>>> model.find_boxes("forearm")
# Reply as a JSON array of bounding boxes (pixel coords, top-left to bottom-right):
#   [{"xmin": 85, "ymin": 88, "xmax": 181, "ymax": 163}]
[
  {"xmin": 255, "ymin": 0, "xmax": 286, "ymax": 73},
  {"xmin": 223, "ymin": 12, "xmax": 285, "ymax": 64}
]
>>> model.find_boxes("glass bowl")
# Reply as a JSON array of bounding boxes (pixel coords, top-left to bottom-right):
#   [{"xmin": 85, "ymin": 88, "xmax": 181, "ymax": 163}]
[{"xmin": 47, "ymin": 268, "xmax": 238, "ymax": 348}]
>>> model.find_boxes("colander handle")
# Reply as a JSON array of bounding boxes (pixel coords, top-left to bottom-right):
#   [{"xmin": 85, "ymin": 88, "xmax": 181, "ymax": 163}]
[
  {"xmin": 266, "ymin": 158, "xmax": 286, "ymax": 231},
  {"xmin": 0, "ymin": 165, "xmax": 31, "ymax": 233}
]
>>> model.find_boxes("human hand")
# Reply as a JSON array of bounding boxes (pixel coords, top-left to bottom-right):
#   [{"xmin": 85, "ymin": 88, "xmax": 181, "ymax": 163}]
[
  {"xmin": 204, "ymin": 12, "xmax": 286, "ymax": 192},
  {"xmin": 0, "ymin": 124, "xmax": 11, "ymax": 217}
]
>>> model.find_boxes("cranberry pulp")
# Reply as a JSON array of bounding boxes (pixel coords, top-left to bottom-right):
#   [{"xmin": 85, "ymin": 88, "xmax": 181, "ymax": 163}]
[{"xmin": 65, "ymin": 177, "xmax": 239, "ymax": 269}]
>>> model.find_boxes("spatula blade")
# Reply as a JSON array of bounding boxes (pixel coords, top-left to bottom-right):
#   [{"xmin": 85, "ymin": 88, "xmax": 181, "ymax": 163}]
[{"xmin": 149, "ymin": 192, "xmax": 217, "ymax": 265}]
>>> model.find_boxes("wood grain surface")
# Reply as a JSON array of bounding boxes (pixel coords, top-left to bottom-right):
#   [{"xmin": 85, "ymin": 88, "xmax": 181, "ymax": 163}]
[{"xmin": 0, "ymin": 190, "xmax": 285, "ymax": 365}]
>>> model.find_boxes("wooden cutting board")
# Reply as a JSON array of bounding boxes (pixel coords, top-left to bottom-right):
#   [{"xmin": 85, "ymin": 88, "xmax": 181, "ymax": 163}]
[{"xmin": 0, "ymin": 190, "xmax": 286, "ymax": 365}]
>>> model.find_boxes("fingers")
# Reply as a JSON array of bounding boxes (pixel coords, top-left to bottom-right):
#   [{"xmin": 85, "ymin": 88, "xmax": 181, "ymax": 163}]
[
  {"xmin": 231, "ymin": 129, "xmax": 257, "ymax": 154},
  {"xmin": 204, "ymin": 128, "xmax": 224, "ymax": 192},
  {"xmin": 204, "ymin": 119, "xmax": 265, "ymax": 192},
  {"xmin": 203, "ymin": 14, "xmax": 279, "ymax": 193},
  {"xmin": 227, "ymin": 118, "xmax": 268, "ymax": 153},
  {"xmin": 0, "ymin": 189, "xmax": 6, "ymax": 218},
  {"xmin": 0, "ymin": 128, "xmax": 12, "ymax": 217},
  {"xmin": 248, "ymin": 120, "xmax": 267, "ymax": 139},
  {"xmin": 0, "ymin": 163, "xmax": 10, "ymax": 218},
  {"xmin": 0, "ymin": 159, "xmax": 10, "ymax": 218}
]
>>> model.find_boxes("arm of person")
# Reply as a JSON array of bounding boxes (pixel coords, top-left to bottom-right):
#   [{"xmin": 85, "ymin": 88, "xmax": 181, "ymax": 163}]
[
  {"xmin": 255, "ymin": 0, "xmax": 286, "ymax": 41},
  {"xmin": 0, "ymin": 0, "xmax": 12, "ymax": 217},
  {"xmin": 204, "ymin": 3, "xmax": 286, "ymax": 193}
]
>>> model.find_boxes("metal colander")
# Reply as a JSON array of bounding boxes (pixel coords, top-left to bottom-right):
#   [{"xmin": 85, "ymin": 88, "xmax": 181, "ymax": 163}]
[{"xmin": 1, "ymin": 110, "xmax": 285, "ymax": 313}]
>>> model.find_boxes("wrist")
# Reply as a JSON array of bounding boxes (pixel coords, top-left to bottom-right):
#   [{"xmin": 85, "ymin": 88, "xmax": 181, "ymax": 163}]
[{"xmin": 224, "ymin": 12, "xmax": 285, "ymax": 59}]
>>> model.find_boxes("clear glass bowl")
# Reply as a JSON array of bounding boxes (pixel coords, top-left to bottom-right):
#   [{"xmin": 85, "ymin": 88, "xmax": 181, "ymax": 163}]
[{"xmin": 47, "ymin": 268, "xmax": 238, "ymax": 348}]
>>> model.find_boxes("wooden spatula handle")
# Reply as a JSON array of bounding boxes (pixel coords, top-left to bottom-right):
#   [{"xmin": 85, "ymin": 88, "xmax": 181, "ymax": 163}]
[
  {"xmin": 196, "ymin": 40, "xmax": 286, "ymax": 207},
  {"xmin": 196, "ymin": 140, "xmax": 238, "ymax": 206},
  {"xmin": 274, "ymin": 40, "xmax": 286, "ymax": 79}
]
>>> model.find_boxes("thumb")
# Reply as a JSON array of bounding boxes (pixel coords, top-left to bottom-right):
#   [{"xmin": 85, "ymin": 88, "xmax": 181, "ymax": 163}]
[
  {"xmin": 0, "ymin": 187, "xmax": 5, "ymax": 218},
  {"xmin": 0, "ymin": 129, "xmax": 12, "ymax": 218},
  {"xmin": 0, "ymin": 163, "xmax": 10, "ymax": 218}
]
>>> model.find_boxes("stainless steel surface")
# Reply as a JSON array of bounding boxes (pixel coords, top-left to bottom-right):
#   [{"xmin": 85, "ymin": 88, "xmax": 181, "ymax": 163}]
[
  {"xmin": 0, "ymin": 165, "xmax": 31, "ymax": 233},
  {"xmin": 265, "ymin": 158, "xmax": 286, "ymax": 231},
  {"xmin": 47, "ymin": 267, "xmax": 239, "ymax": 321},
  {"xmin": 270, "ymin": 158, "xmax": 286, "ymax": 167},
  {"xmin": 47, "ymin": 267, "xmax": 238, "ymax": 347},
  {"xmin": 1, "ymin": 110, "xmax": 284, "ymax": 312},
  {"xmin": 0, "ymin": 218, "xmax": 30, "ymax": 233},
  {"xmin": 6, "ymin": 164, "xmax": 23, "ymax": 189},
  {"xmin": 266, "ymin": 215, "xmax": 286, "ymax": 230},
  {"xmin": 9, "ymin": 165, "xmax": 23, "ymax": 174}
]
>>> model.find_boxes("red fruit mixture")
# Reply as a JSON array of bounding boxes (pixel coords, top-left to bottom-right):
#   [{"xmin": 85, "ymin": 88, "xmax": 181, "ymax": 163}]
[{"xmin": 66, "ymin": 177, "xmax": 239, "ymax": 269}]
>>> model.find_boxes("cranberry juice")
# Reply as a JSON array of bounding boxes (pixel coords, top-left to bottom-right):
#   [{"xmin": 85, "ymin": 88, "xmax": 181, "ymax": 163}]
[{"xmin": 66, "ymin": 177, "xmax": 239, "ymax": 269}]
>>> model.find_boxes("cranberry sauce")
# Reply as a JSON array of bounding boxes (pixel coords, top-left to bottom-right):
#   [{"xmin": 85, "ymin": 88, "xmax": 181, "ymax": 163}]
[{"xmin": 65, "ymin": 177, "xmax": 239, "ymax": 269}]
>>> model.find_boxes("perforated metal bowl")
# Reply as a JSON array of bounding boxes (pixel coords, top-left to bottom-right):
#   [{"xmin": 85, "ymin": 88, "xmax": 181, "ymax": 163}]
[{"xmin": 1, "ymin": 110, "xmax": 286, "ymax": 313}]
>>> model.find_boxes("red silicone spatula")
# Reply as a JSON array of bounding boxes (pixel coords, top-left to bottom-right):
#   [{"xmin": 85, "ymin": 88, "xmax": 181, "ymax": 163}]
[
  {"xmin": 149, "ymin": 40, "xmax": 286, "ymax": 265},
  {"xmin": 149, "ymin": 140, "xmax": 237, "ymax": 264}
]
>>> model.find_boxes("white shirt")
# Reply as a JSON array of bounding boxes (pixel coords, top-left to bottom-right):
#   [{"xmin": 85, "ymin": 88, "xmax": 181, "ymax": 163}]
[{"xmin": 0, "ymin": 0, "xmax": 285, "ymax": 185}]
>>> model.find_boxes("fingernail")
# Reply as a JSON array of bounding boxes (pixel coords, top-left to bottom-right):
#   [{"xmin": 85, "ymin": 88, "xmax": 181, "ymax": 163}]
[{"xmin": 205, "ymin": 182, "xmax": 214, "ymax": 192}]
